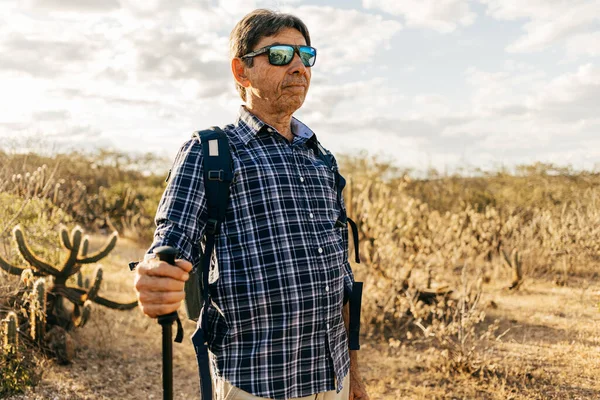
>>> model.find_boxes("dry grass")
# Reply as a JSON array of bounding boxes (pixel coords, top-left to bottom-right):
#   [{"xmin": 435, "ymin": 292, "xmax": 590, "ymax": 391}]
[
  {"xmin": 2, "ymin": 152, "xmax": 600, "ymax": 399},
  {"xmin": 8, "ymin": 248, "xmax": 600, "ymax": 399}
]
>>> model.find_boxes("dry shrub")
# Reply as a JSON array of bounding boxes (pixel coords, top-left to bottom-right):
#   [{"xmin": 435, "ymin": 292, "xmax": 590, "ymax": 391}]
[
  {"xmin": 0, "ymin": 149, "xmax": 165, "ymax": 241},
  {"xmin": 340, "ymin": 155, "xmax": 600, "ymax": 339},
  {"xmin": 406, "ymin": 264, "xmax": 502, "ymax": 377}
]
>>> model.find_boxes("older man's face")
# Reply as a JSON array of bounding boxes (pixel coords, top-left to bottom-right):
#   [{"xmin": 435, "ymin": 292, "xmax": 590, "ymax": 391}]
[{"xmin": 245, "ymin": 27, "xmax": 311, "ymax": 114}]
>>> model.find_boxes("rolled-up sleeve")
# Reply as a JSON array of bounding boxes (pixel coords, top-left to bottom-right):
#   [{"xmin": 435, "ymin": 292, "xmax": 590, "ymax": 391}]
[{"xmin": 145, "ymin": 138, "xmax": 207, "ymax": 268}]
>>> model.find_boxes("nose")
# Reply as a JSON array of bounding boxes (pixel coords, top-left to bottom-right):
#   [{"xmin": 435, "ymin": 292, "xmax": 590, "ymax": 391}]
[{"xmin": 288, "ymin": 50, "xmax": 308, "ymax": 75}]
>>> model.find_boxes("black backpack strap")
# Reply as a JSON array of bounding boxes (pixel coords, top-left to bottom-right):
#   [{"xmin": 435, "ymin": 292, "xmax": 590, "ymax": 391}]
[
  {"xmin": 190, "ymin": 126, "xmax": 233, "ymax": 400},
  {"xmin": 314, "ymin": 140, "xmax": 363, "ymax": 351},
  {"xmin": 348, "ymin": 281, "xmax": 363, "ymax": 350},
  {"xmin": 314, "ymin": 141, "xmax": 360, "ymax": 264},
  {"xmin": 346, "ymin": 217, "xmax": 360, "ymax": 264}
]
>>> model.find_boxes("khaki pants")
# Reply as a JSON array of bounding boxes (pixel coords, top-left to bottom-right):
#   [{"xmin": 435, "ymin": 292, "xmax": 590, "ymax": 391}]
[{"xmin": 212, "ymin": 374, "xmax": 350, "ymax": 400}]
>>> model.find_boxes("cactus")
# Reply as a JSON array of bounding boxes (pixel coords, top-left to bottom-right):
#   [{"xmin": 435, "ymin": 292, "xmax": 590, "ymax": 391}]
[
  {"xmin": 2, "ymin": 312, "xmax": 19, "ymax": 354},
  {"xmin": 30, "ymin": 279, "xmax": 46, "ymax": 342},
  {"xmin": 73, "ymin": 300, "xmax": 92, "ymax": 328},
  {"xmin": 502, "ymin": 248, "xmax": 523, "ymax": 290},
  {"xmin": 0, "ymin": 225, "xmax": 137, "ymax": 332},
  {"xmin": 20, "ymin": 268, "xmax": 34, "ymax": 289}
]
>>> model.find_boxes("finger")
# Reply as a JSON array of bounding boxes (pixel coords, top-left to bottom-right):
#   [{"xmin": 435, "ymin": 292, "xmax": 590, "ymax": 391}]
[
  {"xmin": 135, "ymin": 275, "xmax": 185, "ymax": 293},
  {"xmin": 138, "ymin": 290, "xmax": 185, "ymax": 305},
  {"xmin": 142, "ymin": 262, "xmax": 190, "ymax": 281},
  {"xmin": 175, "ymin": 259, "xmax": 193, "ymax": 273},
  {"xmin": 139, "ymin": 302, "xmax": 182, "ymax": 318}
]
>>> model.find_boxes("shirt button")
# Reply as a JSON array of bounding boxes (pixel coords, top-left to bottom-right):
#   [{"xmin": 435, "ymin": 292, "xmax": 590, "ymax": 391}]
[
  {"xmin": 309, "ymin": 213, "xmax": 314, "ymax": 219},
  {"xmin": 325, "ymin": 285, "xmax": 329, "ymax": 292},
  {"xmin": 267, "ymin": 127, "xmax": 274, "ymax": 133},
  {"xmin": 326, "ymin": 323, "xmax": 330, "ymax": 330},
  {"xmin": 299, "ymin": 176, "xmax": 305, "ymax": 182},
  {"xmin": 318, "ymin": 247, "xmax": 323, "ymax": 254}
]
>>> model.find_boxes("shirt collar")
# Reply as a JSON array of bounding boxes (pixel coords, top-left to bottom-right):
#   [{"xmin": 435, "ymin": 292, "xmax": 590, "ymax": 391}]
[{"xmin": 235, "ymin": 106, "xmax": 316, "ymax": 147}]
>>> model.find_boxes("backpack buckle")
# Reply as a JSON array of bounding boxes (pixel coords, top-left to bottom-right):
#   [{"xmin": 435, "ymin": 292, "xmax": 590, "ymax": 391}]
[
  {"xmin": 206, "ymin": 218, "xmax": 219, "ymax": 235},
  {"xmin": 208, "ymin": 170, "xmax": 224, "ymax": 181},
  {"xmin": 335, "ymin": 217, "xmax": 347, "ymax": 228}
]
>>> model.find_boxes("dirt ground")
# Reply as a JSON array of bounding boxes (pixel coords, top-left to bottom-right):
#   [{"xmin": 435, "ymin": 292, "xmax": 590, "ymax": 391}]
[{"xmin": 7, "ymin": 236, "xmax": 600, "ymax": 400}]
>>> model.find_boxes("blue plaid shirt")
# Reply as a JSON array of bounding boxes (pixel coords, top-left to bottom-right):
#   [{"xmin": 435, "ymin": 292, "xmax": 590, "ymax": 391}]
[{"xmin": 146, "ymin": 106, "xmax": 354, "ymax": 399}]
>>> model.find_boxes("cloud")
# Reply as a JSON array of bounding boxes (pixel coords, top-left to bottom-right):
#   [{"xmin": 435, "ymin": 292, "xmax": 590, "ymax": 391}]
[
  {"xmin": 32, "ymin": 110, "xmax": 71, "ymax": 121},
  {"xmin": 480, "ymin": 0, "xmax": 600, "ymax": 53},
  {"xmin": 132, "ymin": 30, "xmax": 230, "ymax": 82},
  {"xmin": 565, "ymin": 31, "xmax": 600, "ymax": 59},
  {"xmin": 54, "ymin": 88, "xmax": 162, "ymax": 107},
  {"xmin": 25, "ymin": 0, "xmax": 120, "ymax": 12},
  {"xmin": 362, "ymin": 0, "xmax": 476, "ymax": 33},
  {"xmin": 429, "ymin": 61, "xmax": 600, "ymax": 169},
  {"xmin": 532, "ymin": 63, "xmax": 600, "ymax": 123},
  {"xmin": 288, "ymin": 6, "xmax": 402, "ymax": 72},
  {"xmin": 0, "ymin": 32, "xmax": 104, "ymax": 78},
  {"xmin": 302, "ymin": 78, "xmax": 398, "ymax": 119}
]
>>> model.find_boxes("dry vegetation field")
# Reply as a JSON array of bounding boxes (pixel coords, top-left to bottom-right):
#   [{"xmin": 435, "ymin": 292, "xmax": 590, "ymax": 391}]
[{"xmin": 1, "ymin": 149, "xmax": 600, "ymax": 399}]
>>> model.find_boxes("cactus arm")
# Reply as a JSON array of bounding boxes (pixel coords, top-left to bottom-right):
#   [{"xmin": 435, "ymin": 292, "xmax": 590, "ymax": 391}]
[
  {"xmin": 501, "ymin": 248, "xmax": 512, "ymax": 267},
  {"xmin": 73, "ymin": 300, "xmax": 92, "ymax": 328},
  {"xmin": 31, "ymin": 279, "xmax": 46, "ymax": 341},
  {"xmin": 3, "ymin": 311, "xmax": 19, "ymax": 352},
  {"xmin": 509, "ymin": 250, "xmax": 523, "ymax": 290},
  {"xmin": 60, "ymin": 226, "xmax": 72, "ymax": 250},
  {"xmin": 93, "ymin": 295, "xmax": 138, "ymax": 310},
  {"xmin": 13, "ymin": 226, "xmax": 60, "ymax": 276},
  {"xmin": 0, "ymin": 252, "xmax": 27, "ymax": 276},
  {"xmin": 20, "ymin": 268, "xmax": 35, "ymax": 287},
  {"xmin": 86, "ymin": 267, "xmax": 103, "ymax": 300},
  {"xmin": 77, "ymin": 271, "xmax": 84, "ymax": 288},
  {"xmin": 53, "ymin": 285, "xmax": 87, "ymax": 306},
  {"xmin": 60, "ymin": 228, "xmax": 82, "ymax": 278},
  {"xmin": 78, "ymin": 232, "xmax": 118, "ymax": 264},
  {"xmin": 80, "ymin": 236, "xmax": 89, "ymax": 257}
]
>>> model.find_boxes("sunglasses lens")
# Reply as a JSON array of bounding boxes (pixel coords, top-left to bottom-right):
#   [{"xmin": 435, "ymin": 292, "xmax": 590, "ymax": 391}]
[
  {"xmin": 299, "ymin": 46, "xmax": 316, "ymax": 67},
  {"xmin": 269, "ymin": 45, "xmax": 295, "ymax": 65}
]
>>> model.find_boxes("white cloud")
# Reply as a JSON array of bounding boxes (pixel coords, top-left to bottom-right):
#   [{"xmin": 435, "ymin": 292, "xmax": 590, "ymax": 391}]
[
  {"xmin": 301, "ymin": 78, "xmax": 401, "ymax": 119},
  {"xmin": 362, "ymin": 0, "xmax": 476, "ymax": 33},
  {"xmin": 532, "ymin": 63, "xmax": 600, "ymax": 122},
  {"xmin": 480, "ymin": 0, "xmax": 600, "ymax": 53},
  {"xmin": 1, "ymin": 1, "xmax": 598, "ymax": 171},
  {"xmin": 288, "ymin": 6, "xmax": 402, "ymax": 72},
  {"xmin": 566, "ymin": 31, "xmax": 600, "ymax": 59},
  {"xmin": 431, "ymin": 61, "xmax": 600, "ymax": 169},
  {"xmin": 25, "ymin": 0, "xmax": 120, "ymax": 12}
]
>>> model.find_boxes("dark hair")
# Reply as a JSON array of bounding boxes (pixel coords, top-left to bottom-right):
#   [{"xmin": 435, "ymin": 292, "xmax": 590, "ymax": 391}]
[{"xmin": 230, "ymin": 9, "xmax": 311, "ymax": 101}]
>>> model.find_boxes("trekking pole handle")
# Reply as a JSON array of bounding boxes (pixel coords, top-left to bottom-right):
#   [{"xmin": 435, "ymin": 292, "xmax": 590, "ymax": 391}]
[
  {"xmin": 153, "ymin": 246, "xmax": 179, "ymax": 400},
  {"xmin": 154, "ymin": 246, "xmax": 180, "ymax": 326}
]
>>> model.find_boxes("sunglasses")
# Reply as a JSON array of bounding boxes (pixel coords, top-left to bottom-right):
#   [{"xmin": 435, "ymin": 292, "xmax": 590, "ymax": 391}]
[{"xmin": 241, "ymin": 44, "xmax": 317, "ymax": 67}]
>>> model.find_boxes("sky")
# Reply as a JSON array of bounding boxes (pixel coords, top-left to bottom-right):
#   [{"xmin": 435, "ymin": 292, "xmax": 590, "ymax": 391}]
[{"xmin": 0, "ymin": 0, "xmax": 599, "ymax": 173}]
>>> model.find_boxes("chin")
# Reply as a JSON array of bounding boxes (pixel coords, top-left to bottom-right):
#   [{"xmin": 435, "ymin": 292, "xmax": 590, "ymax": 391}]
[{"xmin": 277, "ymin": 96, "xmax": 305, "ymax": 113}]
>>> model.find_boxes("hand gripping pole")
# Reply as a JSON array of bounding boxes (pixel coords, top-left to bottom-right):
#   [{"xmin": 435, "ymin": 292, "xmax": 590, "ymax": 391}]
[{"xmin": 154, "ymin": 246, "xmax": 184, "ymax": 400}]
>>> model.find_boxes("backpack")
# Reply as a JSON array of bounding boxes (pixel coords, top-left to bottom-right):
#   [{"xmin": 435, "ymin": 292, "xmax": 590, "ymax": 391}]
[{"xmin": 184, "ymin": 127, "xmax": 362, "ymax": 399}]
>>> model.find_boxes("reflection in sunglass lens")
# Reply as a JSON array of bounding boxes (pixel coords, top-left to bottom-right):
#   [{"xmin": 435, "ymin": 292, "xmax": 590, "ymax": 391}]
[
  {"xmin": 299, "ymin": 46, "xmax": 316, "ymax": 67},
  {"xmin": 269, "ymin": 46, "xmax": 294, "ymax": 65}
]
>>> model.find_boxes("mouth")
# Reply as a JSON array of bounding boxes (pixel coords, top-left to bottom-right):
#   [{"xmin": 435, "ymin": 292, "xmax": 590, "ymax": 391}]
[
  {"xmin": 284, "ymin": 80, "xmax": 308, "ymax": 89},
  {"xmin": 285, "ymin": 84, "xmax": 307, "ymax": 89}
]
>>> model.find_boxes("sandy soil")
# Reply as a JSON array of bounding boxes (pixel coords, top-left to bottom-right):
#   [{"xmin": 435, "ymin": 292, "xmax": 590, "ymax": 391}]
[{"xmin": 7, "ymin": 236, "xmax": 600, "ymax": 400}]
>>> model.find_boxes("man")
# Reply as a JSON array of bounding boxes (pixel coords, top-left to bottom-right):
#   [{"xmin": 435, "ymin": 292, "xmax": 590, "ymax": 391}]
[{"xmin": 133, "ymin": 9, "xmax": 369, "ymax": 400}]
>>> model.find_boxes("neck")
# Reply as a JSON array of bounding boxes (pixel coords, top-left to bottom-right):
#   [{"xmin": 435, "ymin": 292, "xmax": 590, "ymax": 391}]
[{"xmin": 245, "ymin": 102, "xmax": 294, "ymax": 142}]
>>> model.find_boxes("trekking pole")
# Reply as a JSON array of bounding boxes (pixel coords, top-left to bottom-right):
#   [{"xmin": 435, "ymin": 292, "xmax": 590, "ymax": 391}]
[{"xmin": 154, "ymin": 246, "xmax": 184, "ymax": 400}]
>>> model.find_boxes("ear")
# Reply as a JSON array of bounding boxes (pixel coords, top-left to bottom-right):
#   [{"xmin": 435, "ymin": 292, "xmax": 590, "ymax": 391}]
[{"xmin": 231, "ymin": 58, "xmax": 251, "ymax": 88}]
